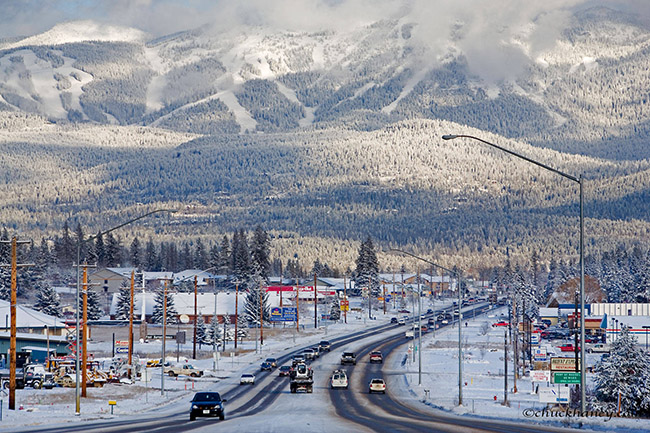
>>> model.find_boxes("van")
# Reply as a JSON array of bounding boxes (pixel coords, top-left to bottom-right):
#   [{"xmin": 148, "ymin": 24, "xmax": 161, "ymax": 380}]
[{"xmin": 330, "ymin": 370, "xmax": 348, "ymax": 389}]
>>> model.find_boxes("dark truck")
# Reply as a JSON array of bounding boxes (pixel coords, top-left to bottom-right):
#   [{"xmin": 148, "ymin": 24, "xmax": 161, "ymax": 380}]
[{"xmin": 0, "ymin": 363, "xmax": 54, "ymax": 389}]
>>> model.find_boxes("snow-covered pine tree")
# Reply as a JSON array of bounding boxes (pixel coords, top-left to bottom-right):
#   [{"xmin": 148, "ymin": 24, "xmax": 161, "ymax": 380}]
[
  {"xmin": 151, "ymin": 288, "xmax": 179, "ymax": 324},
  {"xmin": 208, "ymin": 317, "xmax": 221, "ymax": 346},
  {"xmin": 251, "ymin": 226, "xmax": 271, "ymax": 281},
  {"xmin": 593, "ymin": 326, "xmax": 650, "ymax": 416},
  {"xmin": 196, "ymin": 313, "xmax": 207, "ymax": 347},
  {"xmin": 354, "ymin": 236, "xmax": 380, "ymax": 296},
  {"xmin": 114, "ymin": 285, "xmax": 131, "ymax": 320},
  {"xmin": 85, "ymin": 289, "xmax": 103, "ymax": 320},
  {"xmin": 329, "ymin": 296, "xmax": 341, "ymax": 321},
  {"xmin": 34, "ymin": 285, "xmax": 62, "ymax": 317}
]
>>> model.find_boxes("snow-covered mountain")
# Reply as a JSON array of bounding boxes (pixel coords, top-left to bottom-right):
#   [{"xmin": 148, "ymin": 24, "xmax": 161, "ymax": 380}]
[{"xmin": 1, "ymin": 7, "xmax": 650, "ymax": 159}]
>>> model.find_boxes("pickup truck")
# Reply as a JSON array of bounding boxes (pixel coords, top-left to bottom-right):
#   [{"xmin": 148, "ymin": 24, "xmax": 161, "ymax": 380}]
[
  {"xmin": 164, "ymin": 364, "xmax": 203, "ymax": 377},
  {"xmin": 587, "ymin": 343, "xmax": 610, "ymax": 353},
  {"xmin": 558, "ymin": 344, "xmax": 580, "ymax": 352}
]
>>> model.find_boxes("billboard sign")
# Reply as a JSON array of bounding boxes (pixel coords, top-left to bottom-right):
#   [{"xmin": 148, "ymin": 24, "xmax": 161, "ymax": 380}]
[
  {"xmin": 270, "ymin": 307, "xmax": 297, "ymax": 322},
  {"xmin": 531, "ymin": 370, "xmax": 551, "ymax": 383},
  {"xmin": 539, "ymin": 385, "xmax": 570, "ymax": 403},
  {"xmin": 550, "ymin": 357, "xmax": 581, "ymax": 371}
]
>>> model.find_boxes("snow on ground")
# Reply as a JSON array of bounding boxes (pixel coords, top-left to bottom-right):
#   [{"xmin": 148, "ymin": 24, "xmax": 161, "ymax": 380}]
[
  {"xmin": 390, "ymin": 306, "xmax": 650, "ymax": 433},
  {"xmin": 0, "ymin": 300, "xmax": 401, "ymax": 430}
]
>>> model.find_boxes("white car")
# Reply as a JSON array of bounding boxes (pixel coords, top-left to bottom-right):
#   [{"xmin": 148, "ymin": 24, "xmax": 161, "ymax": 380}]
[
  {"xmin": 369, "ymin": 378, "xmax": 386, "ymax": 394},
  {"xmin": 240, "ymin": 373, "xmax": 255, "ymax": 385},
  {"xmin": 330, "ymin": 370, "xmax": 348, "ymax": 389}
]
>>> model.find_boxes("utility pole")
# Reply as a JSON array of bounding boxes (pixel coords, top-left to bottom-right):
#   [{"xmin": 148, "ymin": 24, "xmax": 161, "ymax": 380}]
[
  {"xmin": 234, "ymin": 283, "xmax": 239, "ymax": 349},
  {"xmin": 259, "ymin": 282, "xmax": 264, "ymax": 346},
  {"xmin": 81, "ymin": 266, "xmax": 88, "ymax": 397},
  {"xmin": 296, "ymin": 276, "xmax": 300, "ymax": 332},
  {"xmin": 368, "ymin": 275, "xmax": 372, "ymax": 320},
  {"xmin": 512, "ymin": 297, "xmax": 518, "ymax": 393},
  {"xmin": 128, "ymin": 270, "xmax": 135, "ymax": 378},
  {"xmin": 193, "ymin": 275, "xmax": 198, "ymax": 359},
  {"xmin": 392, "ymin": 271, "xmax": 396, "ymax": 310},
  {"xmin": 504, "ymin": 329, "xmax": 508, "ymax": 406},
  {"xmin": 314, "ymin": 273, "xmax": 318, "ymax": 329},
  {"xmin": 1, "ymin": 237, "xmax": 31, "ymax": 411},
  {"xmin": 343, "ymin": 275, "xmax": 347, "ymax": 324},
  {"xmin": 383, "ymin": 284, "xmax": 386, "ymax": 315},
  {"xmin": 161, "ymin": 279, "xmax": 168, "ymax": 396}
]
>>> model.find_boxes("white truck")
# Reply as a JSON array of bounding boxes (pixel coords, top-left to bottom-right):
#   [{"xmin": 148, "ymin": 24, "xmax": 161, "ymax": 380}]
[
  {"xmin": 290, "ymin": 362, "xmax": 313, "ymax": 393},
  {"xmin": 164, "ymin": 364, "xmax": 203, "ymax": 377}
]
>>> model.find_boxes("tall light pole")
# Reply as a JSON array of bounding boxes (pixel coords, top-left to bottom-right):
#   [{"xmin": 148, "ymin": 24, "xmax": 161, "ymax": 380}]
[
  {"xmin": 74, "ymin": 208, "xmax": 175, "ymax": 415},
  {"xmin": 390, "ymin": 249, "xmax": 463, "ymax": 406},
  {"xmin": 442, "ymin": 133, "xmax": 586, "ymax": 412}
]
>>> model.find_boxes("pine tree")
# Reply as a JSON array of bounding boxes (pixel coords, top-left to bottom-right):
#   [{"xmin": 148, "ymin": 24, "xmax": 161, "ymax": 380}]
[
  {"xmin": 130, "ymin": 237, "xmax": 142, "ymax": 268},
  {"xmin": 105, "ymin": 233, "xmax": 122, "ymax": 267},
  {"xmin": 354, "ymin": 237, "xmax": 380, "ymax": 296},
  {"xmin": 114, "ymin": 285, "xmax": 131, "ymax": 320},
  {"xmin": 250, "ymin": 226, "xmax": 271, "ymax": 281},
  {"xmin": 329, "ymin": 296, "xmax": 341, "ymax": 321},
  {"xmin": 152, "ymin": 289, "xmax": 178, "ymax": 324},
  {"xmin": 94, "ymin": 231, "xmax": 105, "ymax": 267},
  {"xmin": 593, "ymin": 326, "xmax": 650, "ymax": 416},
  {"xmin": 243, "ymin": 271, "xmax": 270, "ymax": 326},
  {"xmin": 196, "ymin": 314, "xmax": 207, "ymax": 347},
  {"xmin": 34, "ymin": 285, "xmax": 62, "ymax": 317},
  {"xmin": 75, "ymin": 223, "xmax": 86, "ymax": 263},
  {"xmin": 145, "ymin": 237, "xmax": 158, "ymax": 271},
  {"xmin": 232, "ymin": 230, "xmax": 251, "ymax": 286},
  {"xmin": 218, "ymin": 235, "xmax": 231, "ymax": 275},
  {"xmin": 208, "ymin": 317, "xmax": 221, "ymax": 346},
  {"xmin": 81, "ymin": 289, "xmax": 104, "ymax": 320},
  {"xmin": 57, "ymin": 222, "xmax": 74, "ymax": 267},
  {"xmin": 194, "ymin": 238, "xmax": 208, "ymax": 270}
]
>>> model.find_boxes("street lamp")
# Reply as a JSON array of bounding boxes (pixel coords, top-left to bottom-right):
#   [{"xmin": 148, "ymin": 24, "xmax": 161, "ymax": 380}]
[
  {"xmin": 390, "ymin": 249, "xmax": 464, "ymax": 406},
  {"xmin": 442, "ymin": 133, "xmax": 587, "ymax": 412},
  {"xmin": 74, "ymin": 208, "xmax": 175, "ymax": 415}
]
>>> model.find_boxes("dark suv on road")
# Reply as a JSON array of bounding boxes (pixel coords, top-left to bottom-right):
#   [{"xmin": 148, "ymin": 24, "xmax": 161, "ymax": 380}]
[
  {"xmin": 189, "ymin": 392, "xmax": 226, "ymax": 421},
  {"xmin": 341, "ymin": 352, "xmax": 356, "ymax": 365},
  {"xmin": 319, "ymin": 340, "xmax": 331, "ymax": 351}
]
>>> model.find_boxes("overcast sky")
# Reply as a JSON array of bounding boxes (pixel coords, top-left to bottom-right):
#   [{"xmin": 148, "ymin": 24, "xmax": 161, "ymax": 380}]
[
  {"xmin": 1, "ymin": 1, "xmax": 648, "ymax": 85},
  {"xmin": 1, "ymin": 0, "xmax": 648, "ymax": 40}
]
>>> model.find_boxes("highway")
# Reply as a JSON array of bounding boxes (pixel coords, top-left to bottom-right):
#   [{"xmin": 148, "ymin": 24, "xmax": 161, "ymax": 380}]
[{"xmin": 14, "ymin": 303, "xmax": 582, "ymax": 433}]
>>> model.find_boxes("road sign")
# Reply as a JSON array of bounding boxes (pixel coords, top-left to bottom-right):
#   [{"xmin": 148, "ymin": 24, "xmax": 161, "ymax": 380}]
[
  {"xmin": 115, "ymin": 347, "xmax": 128, "ymax": 354},
  {"xmin": 283, "ymin": 307, "xmax": 297, "ymax": 321},
  {"xmin": 340, "ymin": 305, "xmax": 349, "ymax": 312},
  {"xmin": 531, "ymin": 332, "xmax": 540, "ymax": 344},
  {"xmin": 179, "ymin": 314, "xmax": 190, "ymax": 324},
  {"xmin": 531, "ymin": 370, "xmax": 551, "ymax": 382},
  {"xmin": 553, "ymin": 372, "xmax": 581, "ymax": 384},
  {"xmin": 270, "ymin": 307, "xmax": 283, "ymax": 322},
  {"xmin": 340, "ymin": 300, "xmax": 349, "ymax": 306},
  {"xmin": 533, "ymin": 347, "xmax": 547, "ymax": 361},
  {"xmin": 539, "ymin": 385, "xmax": 570, "ymax": 403},
  {"xmin": 116, "ymin": 340, "xmax": 128, "ymax": 347}
]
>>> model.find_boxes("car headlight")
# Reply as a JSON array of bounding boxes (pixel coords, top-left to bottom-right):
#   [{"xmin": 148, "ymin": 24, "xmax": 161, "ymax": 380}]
[{"xmin": 192, "ymin": 405, "xmax": 198, "ymax": 410}]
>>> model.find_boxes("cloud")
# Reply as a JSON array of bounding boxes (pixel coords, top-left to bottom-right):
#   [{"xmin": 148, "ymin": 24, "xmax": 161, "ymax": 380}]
[{"xmin": 0, "ymin": 1, "xmax": 646, "ymax": 84}]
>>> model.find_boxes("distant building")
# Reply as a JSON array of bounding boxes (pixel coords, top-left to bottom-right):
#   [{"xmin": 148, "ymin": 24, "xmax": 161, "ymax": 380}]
[{"xmin": 88, "ymin": 267, "xmax": 136, "ymax": 313}]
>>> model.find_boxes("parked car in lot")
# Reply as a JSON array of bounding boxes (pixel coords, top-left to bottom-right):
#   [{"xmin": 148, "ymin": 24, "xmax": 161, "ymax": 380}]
[
  {"xmin": 165, "ymin": 364, "xmax": 203, "ymax": 377},
  {"xmin": 492, "ymin": 321, "xmax": 509, "ymax": 327},
  {"xmin": 369, "ymin": 378, "xmax": 386, "ymax": 394},
  {"xmin": 189, "ymin": 391, "xmax": 226, "ymax": 421},
  {"xmin": 330, "ymin": 370, "xmax": 348, "ymax": 389},
  {"xmin": 558, "ymin": 343, "xmax": 580, "ymax": 352},
  {"xmin": 279, "ymin": 365, "xmax": 293, "ymax": 377},
  {"xmin": 369, "ymin": 351, "xmax": 383, "ymax": 363},
  {"xmin": 260, "ymin": 361, "xmax": 273, "ymax": 372},
  {"xmin": 341, "ymin": 352, "xmax": 357, "ymax": 365},
  {"xmin": 240, "ymin": 373, "xmax": 255, "ymax": 385},
  {"xmin": 587, "ymin": 343, "xmax": 610, "ymax": 353}
]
